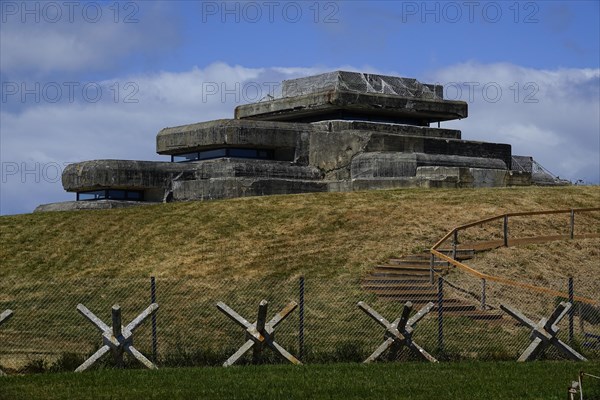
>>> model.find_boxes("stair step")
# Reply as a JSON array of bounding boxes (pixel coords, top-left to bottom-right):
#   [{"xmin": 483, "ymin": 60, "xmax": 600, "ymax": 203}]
[
  {"xmin": 396, "ymin": 255, "xmax": 430, "ymax": 261},
  {"xmin": 377, "ymin": 264, "xmax": 450, "ymax": 270},
  {"xmin": 387, "ymin": 259, "xmax": 448, "ymax": 267},
  {"xmin": 379, "ymin": 295, "xmax": 440, "ymax": 302},
  {"xmin": 361, "ymin": 282, "xmax": 434, "ymax": 290},
  {"xmin": 375, "ymin": 265, "xmax": 431, "ymax": 272},
  {"xmin": 374, "ymin": 266, "xmax": 452, "ymax": 274},
  {"xmin": 362, "ymin": 277, "xmax": 432, "ymax": 284},
  {"xmin": 370, "ymin": 270, "xmax": 431, "ymax": 277},
  {"xmin": 385, "ymin": 298, "xmax": 462, "ymax": 305},
  {"xmin": 406, "ymin": 302, "xmax": 500, "ymax": 316},
  {"xmin": 368, "ymin": 289, "xmax": 438, "ymax": 296}
]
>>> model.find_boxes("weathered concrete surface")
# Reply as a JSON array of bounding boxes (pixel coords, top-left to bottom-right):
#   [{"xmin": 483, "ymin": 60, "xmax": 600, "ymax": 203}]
[
  {"xmin": 506, "ymin": 171, "xmax": 533, "ymax": 186},
  {"xmin": 34, "ymin": 200, "xmax": 156, "ymax": 212},
  {"xmin": 312, "ymin": 120, "xmax": 462, "ymax": 139},
  {"xmin": 532, "ymin": 172, "xmax": 571, "ymax": 186},
  {"xmin": 186, "ymin": 158, "xmax": 323, "ymax": 180},
  {"xmin": 512, "ymin": 155, "xmax": 569, "ymax": 185},
  {"xmin": 352, "ymin": 166, "xmax": 523, "ymax": 190},
  {"xmin": 156, "ymin": 119, "xmax": 314, "ymax": 157},
  {"xmin": 350, "ymin": 153, "xmax": 507, "ymax": 180},
  {"xmin": 511, "ymin": 155, "xmax": 533, "ymax": 173},
  {"xmin": 62, "ymin": 160, "xmax": 193, "ymax": 201},
  {"xmin": 38, "ymin": 70, "xmax": 548, "ymax": 213},
  {"xmin": 351, "ymin": 177, "xmax": 458, "ymax": 191},
  {"xmin": 309, "ymin": 129, "xmax": 511, "ymax": 174},
  {"xmin": 351, "ymin": 153, "xmax": 419, "ymax": 179},
  {"xmin": 282, "ymin": 71, "xmax": 444, "ymax": 99},
  {"xmin": 173, "ymin": 178, "xmax": 328, "ymax": 201},
  {"xmin": 63, "ymin": 158, "xmax": 322, "ymax": 196},
  {"xmin": 416, "ymin": 166, "xmax": 508, "ymax": 188},
  {"xmin": 235, "ymin": 91, "xmax": 468, "ymax": 124}
]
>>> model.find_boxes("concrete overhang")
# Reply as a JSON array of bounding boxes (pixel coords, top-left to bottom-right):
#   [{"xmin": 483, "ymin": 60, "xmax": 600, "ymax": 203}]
[
  {"xmin": 156, "ymin": 119, "xmax": 317, "ymax": 155},
  {"xmin": 311, "ymin": 120, "xmax": 462, "ymax": 140},
  {"xmin": 62, "ymin": 160, "xmax": 192, "ymax": 192},
  {"xmin": 234, "ymin": 91, "xmax": 468, "ymax": 123}
]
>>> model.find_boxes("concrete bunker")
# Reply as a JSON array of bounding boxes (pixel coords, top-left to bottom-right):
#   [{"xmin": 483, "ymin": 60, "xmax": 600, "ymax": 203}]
[{"xmin": 35, "ymin": 71, "xmax": 567, "ymax": 212}]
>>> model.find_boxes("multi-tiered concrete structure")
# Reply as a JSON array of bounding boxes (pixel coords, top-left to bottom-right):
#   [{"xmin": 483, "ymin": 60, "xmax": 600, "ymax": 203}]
[{"xmin": 36, "ymin": 71, "xmax": 560, "ymax": 212}]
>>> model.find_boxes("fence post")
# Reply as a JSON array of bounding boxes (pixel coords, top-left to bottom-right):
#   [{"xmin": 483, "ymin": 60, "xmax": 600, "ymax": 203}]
[
  {"xmin": 111, "ymin": 306, "xmax": 124, "ymax": 368},
  {"xmin": 430, "ymin": 253, "xmax": 435, "ymax": 285},
  {"xmin": 299, "ymin": 276, "xmax": 305, "ymax": 361},
  {"xmin": 503, "ymin": 215, "xmax": 509, "ymax": 247},
  {"xmin": 452, "ymin": 230, "xmax": 458, "ymax": 260},
  {"xmin": 437, "ymin": 277, "xmax": 444, "ymax": 354},
  {"xmin": 570, "ymin": 209, "xmax": 575, "ymax": 240},
  {"xmin": 568, "ymin": 276, "xmax": 574, "ymax": 344},
  {"xmin": 481, "ymin": 278, "xmax": 486, "ymax": 310},
  {"xmin": 150, "ymin": 276, "xmax": 157, "ymax": 363}
]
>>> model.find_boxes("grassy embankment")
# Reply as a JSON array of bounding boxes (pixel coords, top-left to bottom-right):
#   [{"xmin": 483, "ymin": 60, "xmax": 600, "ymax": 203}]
[{"xmin": 0, "ymin": 186, "xmax": 598, "ymax": 369}]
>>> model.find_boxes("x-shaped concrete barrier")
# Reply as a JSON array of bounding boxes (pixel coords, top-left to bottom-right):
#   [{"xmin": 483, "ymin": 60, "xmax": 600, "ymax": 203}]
[
  {"xmin": 500, "ymin": 302, "xmax": 587, "ymax": 362},
  {"xmin": 358, "ymin": 301, "xmax": 438, "ymax": 363},
  {"xmin": 0, "ymin": 309, "xmax": 14, "ymax": 376},
  {"xmin": 217, "ymin": 300, "xmax": 301, "ymax": 366},
  {"xmin": 75, "ymin": 303, "xmax": 159, "ymax": 372}
]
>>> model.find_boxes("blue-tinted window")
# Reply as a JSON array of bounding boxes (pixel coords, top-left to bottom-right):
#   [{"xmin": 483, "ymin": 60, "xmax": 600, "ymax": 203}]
[
  {"xmin": 127, "ymin": 191, "xmax": 142, "ymax": 200},
  {"xmin": 77, "ymin": 190, "xmax": 144, "ymax": 201},
  {"xmin": 199, "ymin": 148, "xmax": 227, "ymax": 160},
  {"xmin": 77, "ymin": 190, "xmax": 106, "ymax": 201},
  {"xmin": 171, "ymin": 148, "xmax": 274, "ymax": 162},
  {"xmin": 228, "ymin": 148, "xmax": 257, "ymax": 158},
  {"xmin": 108, "ymin": 190, "xmax": 127, "ymax": 200},
  {"xmin": 172, "ymin": 152, "xmax": 199, "ymax": 162}
]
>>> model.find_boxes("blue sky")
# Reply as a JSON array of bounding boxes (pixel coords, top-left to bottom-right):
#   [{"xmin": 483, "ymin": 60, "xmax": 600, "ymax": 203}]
[{"xmin": 1, "ymin": 0, "xmax": 599, "ymax": 214}]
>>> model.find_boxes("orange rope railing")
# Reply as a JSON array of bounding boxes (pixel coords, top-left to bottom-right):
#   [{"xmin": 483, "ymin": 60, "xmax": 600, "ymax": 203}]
[{"xmin": 430, "ymin": 207, "xmax": 600, "ymax": 305}]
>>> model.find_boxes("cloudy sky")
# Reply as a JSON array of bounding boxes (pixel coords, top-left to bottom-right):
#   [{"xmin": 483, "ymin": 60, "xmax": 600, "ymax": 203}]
[{"xmin": 1, "ymin": 1, "xmax": 599, "ymax": 215}]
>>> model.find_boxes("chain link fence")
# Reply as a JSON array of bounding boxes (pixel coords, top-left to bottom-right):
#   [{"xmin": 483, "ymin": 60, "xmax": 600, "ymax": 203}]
[{"xmin": 0, "ymin": 270, "xmax": 598, "ymax": 373}]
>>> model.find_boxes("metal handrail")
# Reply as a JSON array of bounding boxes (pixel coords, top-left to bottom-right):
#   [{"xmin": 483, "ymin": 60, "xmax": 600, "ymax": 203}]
[{"xmin": 430, "ymin": 207, "xmax": 600, "ymax": 305}]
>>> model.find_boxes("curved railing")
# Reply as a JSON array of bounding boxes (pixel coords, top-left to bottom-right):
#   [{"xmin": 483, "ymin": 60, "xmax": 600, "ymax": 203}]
[{"xmin": 430, "ymin": 207, "xmax": 600, "ymax": 305}]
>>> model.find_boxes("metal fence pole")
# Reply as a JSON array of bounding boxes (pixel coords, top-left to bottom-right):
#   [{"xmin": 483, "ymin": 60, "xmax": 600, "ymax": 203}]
[
  {"xmin": 299, "ymin": 276, "xmax": 305, "ymax": 361},
  {"xmin": 570, "ymin": 209, "xmax": 575, "ymax": 240},
  {"xmin": 481, "ymin": 278, "xmax": 486, "ymax": 310},
  {"xmin": 452, "ymin": 230, "xmax": 458, "ymax": 260},
  {"xmin": 437, "ymin": 277, "xmax": 444, "ymax": 353},
  {"xmin": 503, "ymin": 215, "xmax": 509, "ymax": 247},
  {"xmin": 568, "ymin": 276, "xmax": 574, "ymax": 344},
  {"xmin": 150, "ymin": 276, "xmax": 158, "ymax": 362},
  {"xmin": 430, "ymin": 253, "xmax": 435, "ymax": 285}
]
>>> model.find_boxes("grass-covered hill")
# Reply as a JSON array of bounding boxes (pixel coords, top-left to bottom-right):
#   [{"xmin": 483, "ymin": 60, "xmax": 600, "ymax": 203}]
[
  {"xmin": 0, "ymin": 186, "xmax": 599, "ymax": 368},
  {"xmin": 1, "ymin": 186, "xmax": 598, "ymax": 282}
]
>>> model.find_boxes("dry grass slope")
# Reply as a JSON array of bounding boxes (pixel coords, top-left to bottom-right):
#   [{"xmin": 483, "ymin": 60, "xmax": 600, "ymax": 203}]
[
  {"xmin": 0, "ymin": 186, "xmax": 599, "ymax": 367},
  {"xmin": 1, "ymin": 186, "xmax": 599, "ymax": 282}
]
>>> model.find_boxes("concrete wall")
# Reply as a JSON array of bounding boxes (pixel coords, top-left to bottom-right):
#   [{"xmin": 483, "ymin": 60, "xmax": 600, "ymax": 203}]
[
  {"xmin": 172, "ymin": 178, "xmax": 328, "ymax": 201},
  {"xmin": 235, "ymin": 91, "xmax": 468, "ymax": 123},
  {"xmin": 156, "ymin": 119, "xmax": 312, "ymax": 157}
]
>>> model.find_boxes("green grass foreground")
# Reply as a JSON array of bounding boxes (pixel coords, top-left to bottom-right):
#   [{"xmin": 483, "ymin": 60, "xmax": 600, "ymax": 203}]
[{"xmin": 2, "ymin": 361, "xmax": 599, "ymax": 400}]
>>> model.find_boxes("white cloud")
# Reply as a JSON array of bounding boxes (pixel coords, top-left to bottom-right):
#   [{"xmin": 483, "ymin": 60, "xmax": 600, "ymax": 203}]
[
  {"xmin": 0, "ymin": 63, "xmax": 329, "ymax": 214},
  {"xmin": 427, "ymin": 62, "xmax": 600, "ymax": 183},
  {"xmin": 0, "ymin": 2, "xmax": 180, "ymax": 77},
  {"xmin": 1, "ymin": 62, "xmax": 598, "ymax": 215}
]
